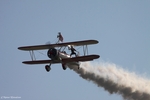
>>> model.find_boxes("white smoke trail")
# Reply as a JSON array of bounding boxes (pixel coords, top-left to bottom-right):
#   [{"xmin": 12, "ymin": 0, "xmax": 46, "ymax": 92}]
[{"xmin": 67, "ymin": 62, "xmax": 150, "ymax": 100}]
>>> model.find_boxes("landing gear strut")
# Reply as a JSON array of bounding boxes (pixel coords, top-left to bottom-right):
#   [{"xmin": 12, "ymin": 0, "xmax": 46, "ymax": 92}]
[
  {"xmin": 62, "ymin": 63, "xmax": 67, "ymax": 70},
  {"xmin": 45, "ymin": 65, "xmax": 51, "ymax": 72}
]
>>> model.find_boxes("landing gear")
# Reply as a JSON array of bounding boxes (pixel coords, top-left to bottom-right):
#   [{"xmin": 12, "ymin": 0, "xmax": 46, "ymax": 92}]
[
  {"xmin": 45, "ymin": 65, "xmax": 51, "ymax": 72},
  {"xmin": 78, "ymin": 66, "xmax": 80, "ymax": 69},
  {"xmin": 62, "ymin": 63, "xmax": 67, "ymax": 70}
]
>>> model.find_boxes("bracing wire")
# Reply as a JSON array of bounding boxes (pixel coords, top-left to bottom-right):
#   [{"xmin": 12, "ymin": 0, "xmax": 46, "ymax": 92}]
[{"xmin": 38, "ymin": 51, "xmax": 46, "ymax": 56}]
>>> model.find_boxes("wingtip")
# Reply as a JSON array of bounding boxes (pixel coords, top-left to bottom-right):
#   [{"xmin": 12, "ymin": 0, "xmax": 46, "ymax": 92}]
[
  {"xmin": 18, "ymin": 46, "xmax": 25, "ymax": 50},
  {"xmin": 18, "ymin": 47, "xmax": 21, "ymax": 50},
  {"xmin": 92, "ymin": 39, "xmax": 99, "ymax": 44},
  {"xmin": 94, "ymin": 54, "xmax": 100, "ymax": 59}
]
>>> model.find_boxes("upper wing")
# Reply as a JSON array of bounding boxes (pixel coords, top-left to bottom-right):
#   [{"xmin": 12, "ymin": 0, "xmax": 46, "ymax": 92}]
[
  {"xmin": 18, "ymin": 40, "xmax": 98, "ymax": 51},
  {"xmin": 22, "ymin": 55, "xmax": 100, "ymax": 65}
]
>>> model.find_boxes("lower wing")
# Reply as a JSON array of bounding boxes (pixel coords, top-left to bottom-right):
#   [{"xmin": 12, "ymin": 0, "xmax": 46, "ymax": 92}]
[
  {"xmin": 62, "ymin": 55, "xmax": 100, "ymax": 63},
  {"xmin": 22, "ymin": 55, "xmax": 100, "ymax": 65},
  {"xmin": 22, "ymin": 60, "xmax": 60, "ymax": 65}
]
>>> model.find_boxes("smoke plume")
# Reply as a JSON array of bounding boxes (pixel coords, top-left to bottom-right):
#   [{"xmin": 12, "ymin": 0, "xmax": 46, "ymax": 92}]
[{"xmin": 67, "ymin": 62, "xmax": 150, "ymax": 100}]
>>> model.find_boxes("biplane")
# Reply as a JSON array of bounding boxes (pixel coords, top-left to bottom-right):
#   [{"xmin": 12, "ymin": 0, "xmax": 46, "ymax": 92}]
[{"xmin": 18, "ymin": 40, "xmax": 100, "ymax": 72}]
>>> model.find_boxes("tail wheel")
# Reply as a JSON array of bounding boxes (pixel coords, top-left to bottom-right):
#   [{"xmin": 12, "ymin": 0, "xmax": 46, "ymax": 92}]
[{"xmin": 45, "ymin": 65, "xmax": 51, "ymax": 72}]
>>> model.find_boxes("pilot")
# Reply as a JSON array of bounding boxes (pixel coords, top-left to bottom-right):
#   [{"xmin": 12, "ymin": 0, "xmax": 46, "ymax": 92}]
[
  {"xmin": 57, "ymin": 32, "xmax": 63, "ymax": 43},
  {"xmin": 70, "ymin": 45, "xmax": 77, "ymax": 57}
]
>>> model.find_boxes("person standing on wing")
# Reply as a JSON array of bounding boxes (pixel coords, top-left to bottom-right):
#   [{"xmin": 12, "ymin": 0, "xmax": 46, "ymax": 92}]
[
  {"xmin": 57, "ymin": 32, "xmax": 63, "ymax": 43},
  {"xmin": 70, "ymin": 45, "xmax": 79, "ymax": 69},
  {"xmin": 70, "ymin": 45, "xmax": 77, "ymax": 57}
]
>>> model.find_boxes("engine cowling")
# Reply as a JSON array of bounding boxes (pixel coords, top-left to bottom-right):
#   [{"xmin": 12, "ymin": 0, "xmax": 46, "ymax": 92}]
[{"xmin": 47, "ymin": 48, "xmax": 58, "ymax": 59}]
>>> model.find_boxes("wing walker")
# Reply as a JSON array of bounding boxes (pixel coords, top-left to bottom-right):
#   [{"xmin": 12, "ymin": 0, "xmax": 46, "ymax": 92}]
[{"xmin": 18, "ymin": 33, "xmax": 100, "ymax": 72}]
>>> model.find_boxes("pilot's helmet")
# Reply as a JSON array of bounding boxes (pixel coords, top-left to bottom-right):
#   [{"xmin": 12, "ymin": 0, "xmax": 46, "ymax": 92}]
[{"xmin": 68, "ymin": 45, "xmax": 71, "ymax": 50}]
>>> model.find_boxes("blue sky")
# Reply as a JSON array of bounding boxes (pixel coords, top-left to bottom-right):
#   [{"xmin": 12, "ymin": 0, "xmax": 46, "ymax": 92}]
[{"xmin": 0, "ymin": 0, "xmax": 150, "ymax": 100}]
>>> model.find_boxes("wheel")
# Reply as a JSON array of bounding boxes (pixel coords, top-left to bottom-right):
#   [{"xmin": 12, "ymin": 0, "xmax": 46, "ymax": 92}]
[
  {"xmin": 45, "ymin": 65, "xmax": 51, "ymax": 72},
  {"xmin": 78, "ymin": 66, "xmax": 80, "ymax": 69},
  {"xmin": 62, "ymin": 64, "xmax": 67, "ymax": 70}
]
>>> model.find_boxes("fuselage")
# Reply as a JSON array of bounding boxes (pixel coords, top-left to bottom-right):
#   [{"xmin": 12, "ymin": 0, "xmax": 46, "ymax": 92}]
[
  {"xmin": 47, "ymin": 48, "xmax": 80, "ymax": 67},
  {"xmin": 58, "ymin": 51, "xmax": 80, "ymax": 67}
]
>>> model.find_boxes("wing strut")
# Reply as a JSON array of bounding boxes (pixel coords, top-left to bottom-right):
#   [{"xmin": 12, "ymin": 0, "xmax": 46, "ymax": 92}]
[
  {"xmin": 29, "ymin": 50, "xmax": 36, "ymax": 61},
  {"xmin": 83, "ymin": 45, "xmax": 88, "ymax": 56}
]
